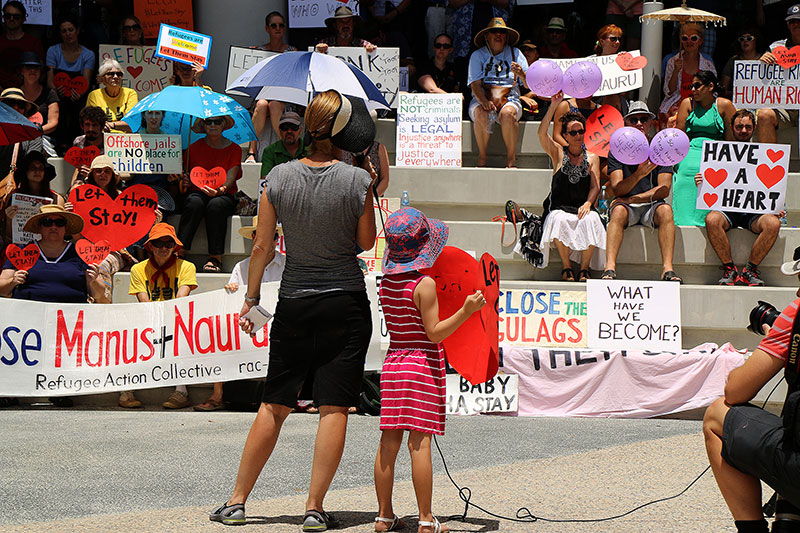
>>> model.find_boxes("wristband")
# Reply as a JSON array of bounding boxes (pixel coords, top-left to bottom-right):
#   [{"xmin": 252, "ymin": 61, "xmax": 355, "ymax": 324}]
[{"xmin": 245, "ymin": 295, "xmax": 260, "ymax": 305}]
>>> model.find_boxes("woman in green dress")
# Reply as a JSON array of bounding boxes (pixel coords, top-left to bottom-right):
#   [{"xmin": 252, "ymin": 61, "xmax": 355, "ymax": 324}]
[{"xmin": 674, "ymin": 70, "xmax": 735, "ymax": 226}]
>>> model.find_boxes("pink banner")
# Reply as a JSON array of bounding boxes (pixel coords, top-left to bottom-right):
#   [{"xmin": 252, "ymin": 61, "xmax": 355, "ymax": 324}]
[{"xmin": 499, "ymin": 343, "xmax": 744, "ymax": 418}]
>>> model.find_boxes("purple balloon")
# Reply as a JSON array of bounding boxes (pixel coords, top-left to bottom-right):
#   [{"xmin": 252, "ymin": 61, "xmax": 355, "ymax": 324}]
[
  {"xmin": 609, "ymin": 127, "xmax": 650, "ymax": 165},
  {"xmin": 562, "ymin": 61, "xmax": 603, "ymax": 99},
  {"xmin": 649, "ymin": 128, "xmax": 690, "ymax": 166},
  {"xmin": 525, "ymin": 60, "xmax": 563, "ymax": 98}
]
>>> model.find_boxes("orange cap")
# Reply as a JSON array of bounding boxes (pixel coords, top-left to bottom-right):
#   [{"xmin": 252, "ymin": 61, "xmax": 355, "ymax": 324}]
[{"xmin": 144, "ymin": 223, "xmax": 183, "ymax": 248}]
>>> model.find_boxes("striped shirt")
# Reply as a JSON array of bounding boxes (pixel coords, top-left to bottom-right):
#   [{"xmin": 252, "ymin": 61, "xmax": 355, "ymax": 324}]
[{"xmin": 758, "ymin": 298, "xmax": 800, "ymax": 362}]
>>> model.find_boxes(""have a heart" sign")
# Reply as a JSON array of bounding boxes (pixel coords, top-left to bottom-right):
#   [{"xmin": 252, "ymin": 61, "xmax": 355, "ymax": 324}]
[
  {"xmin": 697, "ymin": 141, "xmax": 790, "ymax": 215},
  {"xmin": 6, "ymin": 243, "xmax": 40, "ymax": 271}
]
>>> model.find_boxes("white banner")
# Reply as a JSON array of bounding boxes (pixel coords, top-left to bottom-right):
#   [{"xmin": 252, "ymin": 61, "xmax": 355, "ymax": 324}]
[
  {"xmin": 289, "ymin": 0, "xmax": 359, "ymax": 28},
  {"xmin": 10, "ymin": 193, "xmax": 51, "ymax": 244},
  {"xmin": 226, "ymin": 46, "xmax": 277, "ymax": 97},
  {"xmin": 587, "ymin": 280, "xmax": 682, "ymax": 351},
  {"xmin": 358, "ymin": 197, "xmax": 400, "ymax": 273},
  {"xmin": 311, "ymin": 46, "xmax": 400, "ymax": 108},
  {"xmin": 0, "ymin": 280, "xmax": 384, "ymax": 397},
  {"xmin": 98, "ymin": 45, "xmax": 173, "ymax": 99},
  {"xmin": 732, "ymin": 60, "xmax": 800, "ymax": 109},
  {"xmin": 696, "ymin": 141, "xmax": 789, "ymax": 214},
  {"xmin": 553, "ymin": 51, "xmax": 643, "ymax": 97},
  {"xmin": 396, "ymin": 93, "xmax": 462, "ymax": 167},
  {"xmin": 446, "ymin": 373, "xmax": 518, "ymax": 415},
  {"xmin": 499, "ymin": 288, "xmax": 587, "ymax": 347},
  {"xmin": 104, "ymin": 133, "xmax": 183, "ymax": 174},
  {"xmin": 2, "ymin": 0, "xmax": 50, "ymax": 26}
]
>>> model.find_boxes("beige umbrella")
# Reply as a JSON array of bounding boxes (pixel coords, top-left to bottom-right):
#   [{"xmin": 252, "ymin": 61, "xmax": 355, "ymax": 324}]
[{"xmin": 640, "ymin": 1, "xmax": 726, "ymax": 26}]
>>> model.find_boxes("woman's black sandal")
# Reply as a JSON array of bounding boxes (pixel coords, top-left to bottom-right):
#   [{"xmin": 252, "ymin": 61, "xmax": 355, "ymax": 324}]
[
  {"xmin": 561, "ymin": 268, "xmax": 575, "ymax": 281},
  {"xmin": 601, "ymin": 269, "xmax": 617, "ymax": 280},
  {"xmin": 662, "ymin": 270, "xmax": 682, "ymax": 283},
  {"xmin": 578, "ymin": 269, "xmax": 591, "ymax": 281}
]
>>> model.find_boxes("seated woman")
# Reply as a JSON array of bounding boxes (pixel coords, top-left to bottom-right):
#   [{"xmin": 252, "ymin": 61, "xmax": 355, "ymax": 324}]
[
  {"xmin": 552, "ymin": 96, "xmax": 598, "ymax": 147},
  {"xmin": 119, "ymin": 15, "xmax": 144, "ymax": 46},
  {"xmin": 86, "ymin": 59, "xmax": 138, "ymax": 133},
  {"xmin": 418, "ymin": 33, "xmax": 464, "ymax": 94},
  {"xmin": 0, "ymin": 88, "xmax": 44, "ymax": 177},
  {"xmin": 467, "ymin": 18, "xmax": 528, "ymax": 168},
  {"xmin": 537, "ymin": 92, "xmax": 606, "ymax": 281},
  {"xmin": 16, "ymin": 52, "xmax": 59, "ymax": 156},
  {"xmin": 178, "ymin": 115, "xmax": 242, "ymax": 273}
]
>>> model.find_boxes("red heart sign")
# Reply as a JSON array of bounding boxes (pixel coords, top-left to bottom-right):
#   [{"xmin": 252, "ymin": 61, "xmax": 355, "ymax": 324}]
[
  {"xmin": 756, "ymin": 164, "xmax": 785, "ymax": 188},
  {"xmin": 615, "ymin": 52, "xmax": 648, "ymax": 71},
  {"xmin": 64, "ymin": 145, "xmax": 100, "ymax": 168},
  {"xmin": 422, "ymin": 247, "xmax": 497, "ymax": 385},
  {"xmin": 6, "ymin": 243, "xmax": 40, "ymax": 271},
  {"xmin": 773, "ymin": 45, "xmax": 800, "ymax": 69},
  {"xmin": 479, "ymin": 253, "xmax": 500, "ymax": 366},
  {"xmin": 190, "ymin": 166, "xmax": 227, "ymax": 189},
  {"xmin": 68, "ymin": 184, "xmax": 159, "ymax": 251},
  {"xmin": 53, "ymin": 72, "xmax": 89, "ymax": 95},
  {"xmin": 585, "ymin": 105, "xmax": 623, "ymax": 158},
  {"xmin": 75, "ymin": 239, "xmax": 111, "ymax": 265},
  {"xmin": 704, "ymin": 168, "xmax": 727, "ymax": 188},
  {"xmin": 127, "ymin": 66, "xmax": 143, "ymax": 78},
  {"xmin": 767, "ymin": 149, "xmax": 784, "ymax": 164},
  {"xmin": 703, "ymin": 193, "xmax": 718, "ymax": 208}
]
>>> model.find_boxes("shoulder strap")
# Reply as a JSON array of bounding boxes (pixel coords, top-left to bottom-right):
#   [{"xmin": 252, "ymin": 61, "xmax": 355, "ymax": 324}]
[{"xmin": 785, "ymin": 309, "xmax": 800, "ymax": 389}]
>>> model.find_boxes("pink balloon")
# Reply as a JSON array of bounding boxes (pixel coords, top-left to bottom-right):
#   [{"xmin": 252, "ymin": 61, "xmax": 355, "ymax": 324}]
[
  {"xmin": 609, "ymin": 127, "xmax": 650, "ymax": 165},
  {"xmin": 649, "ymin": 128, "xmax": 690, "ymax": 166},
  {"xmin": 525, "ymin": 60, "xmax": 563, "ymax": 98},
  {"xmin": 562, "ymin": 61, "xmax": 603, "ymax": 99}
]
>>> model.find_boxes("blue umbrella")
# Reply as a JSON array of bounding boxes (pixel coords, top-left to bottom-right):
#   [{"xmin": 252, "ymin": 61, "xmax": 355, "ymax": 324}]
[
  {"xmin": 227, "ymin": 51, "xmax": 390, "ymax": 110},
  {"xmin": 122, "ymin": 86, "xmax": 257, "ymax": 149},
  {"xmin": 0, "ymin": 101, "xmax": 42, "ymax": 145}
]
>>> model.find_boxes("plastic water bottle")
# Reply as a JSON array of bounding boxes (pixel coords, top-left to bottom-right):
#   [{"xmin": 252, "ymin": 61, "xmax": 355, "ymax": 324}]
[
  {"xmin": 401, "ymin": 190, "xmax": 410, "ymax": 207},
  {"xmin": 782, "ymin": 203, "xmax": 788, "ymax": 226},
  {"xmin": 486, "ymin": 110, "xmax": 497, "ymax": 134},
  {"xmin": 598, "ymin": 185, "xmax": 609, "ymax": 224}
]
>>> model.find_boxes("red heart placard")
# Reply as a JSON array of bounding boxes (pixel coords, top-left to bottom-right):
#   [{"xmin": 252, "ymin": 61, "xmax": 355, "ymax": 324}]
[
  {"xmin": 585, "ymin": 105, "xmax": 623, "ymax": 158},
  {"xmin": 76, "ymin": 239, "xmax": 111, "ymax": 265},
  {"xmin": 767, "ymin": 149, "xmax": 785, "ymax": 164},
  {"xmin": 703, "ymin": 193, "xmax": 719, "ymax": 208},
  {"xmin": 64, "ymin": 145, "xmax": 100, "ymax": 168},
  {"xmin": 190, "ymin": 166, "xmax": 227, "ymax": 189},
  {"xmin": 773, "ymin": 46, "xmax": 800, "ymax": 69},
  {"xmin": 6, "ymin": 243, "xmax": 40, "ymax": 271},
  {"xmin": 68, "ymin": 184, "xmax": 158, "ymax": 251},
  {"xmin": 479, "ymin": 253, "xmax": 500, "ymax": 366},
  {"xmin": 127, "ymin": 66, "xmax": 143, "ymax": 78},
  {"xmin": 615, "ymin": 52, "xmax": 648, "ymax": 71},
  {"xmin": 704, "ymin": 168, "xmax": 727, "ymax": 188},
  {"xmin": 756, "ymin": 164, "xmax": 785, "ymax": 188},
  {"xmin": 53, "ymin": 72, "xmax": 89, "ymax": 95},
  {"xmin": 422, "ymin": 247, "xmax": 497, "ymax": 385}
]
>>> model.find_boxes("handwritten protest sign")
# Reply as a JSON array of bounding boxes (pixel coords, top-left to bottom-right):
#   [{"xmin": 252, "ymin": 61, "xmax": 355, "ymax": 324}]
[
  {"xmin": 396, "ymin": 93, "xmax": 462, "ymax": 167},
  {"xmin": 5, "ymin": 243, "xmax": 39, "ymax": 271},
  {"xmin": 135, "ymin": 0, "xmax": 193, "ymax": 40},
  {"xmin": 311, "ymin": 46, "xmax": 400, "ymax": 107},
  {"xmin": 68, "ymin": 185, "xmax": 159, "ymax": 252},
  {"xmin": 2, "ymin": 0, "xmax": 50, "ymax": 25},
  {"xmin": 446, "ymin": 374, "xmax": 518, "ymax": 415},
  {"xmin": 75, "ymin": 239, "xmax": 111, "ymax": 265},
  {"xmin": 500, "ymin": 288, "xmax": 586, "ymax": 347},
  {"xmin": 696, "ymin": 141, "xmax": 789, "ymax": 214},
  {"xmin": 586, "ymin": 105, "xmax": 623, "ymax": 157},
  {"xmin": 358, "ymin": 197, "xmax": 400, "ymax": 273},
  {"xmin": 53, "ymin": 72, "xmax": 88, "ymax": 96},
  {"xmin": 10, "ymin": 193, "xmax": 52, "ymax": 244},
  {"xmin": 190, "ymin": 166, "xmax": 226, "ymax": 189},
  {"xmin": 587, "ymin": 280, "xmax": 681, "ymax": 351},
  {"xmin": 99, "ymin": 45, "xmax": 172, "ymax": 98},
  {"xmin": 64, "ymin": 146, "xmax": 100, "ymax": 168},
  {"xmin": 553, "ymin": 51, "xmax": 643, "ymax": 97},
  {"xmin": 733, "ymin": 60, "xmax": 800, "ymax": 109},
  {"xmin": 226, "ymin": 46, "xmax": 277, "ymax": 97},
  {"xmin": 156, "ymin": 24, "xmax": 212, "ymax": 68},
  {"xmin": 104, "ymin": 133, "xmax": 182, "ymax": 174},
  {"xmin": 289, "ymin": 0, "xmax": 359, "ymax": 28}
]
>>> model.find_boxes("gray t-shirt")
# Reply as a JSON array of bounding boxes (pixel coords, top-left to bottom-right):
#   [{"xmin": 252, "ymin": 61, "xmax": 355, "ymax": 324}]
[{"xmin": 265, "ymin": 159, "xmax": 371, "ymax": 298}]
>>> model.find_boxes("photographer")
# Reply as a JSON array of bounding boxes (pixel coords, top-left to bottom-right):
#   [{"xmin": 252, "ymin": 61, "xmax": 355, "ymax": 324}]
[{"xmin": 703, "ymin": 247, "xmax": 800, "ymax": 533}]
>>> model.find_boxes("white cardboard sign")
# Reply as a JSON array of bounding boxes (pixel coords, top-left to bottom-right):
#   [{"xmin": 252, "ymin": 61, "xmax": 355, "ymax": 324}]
[
  {"xmin": 732, "ymin": 60, "xmax": 800, "ymax": 109},
  {"xmin": 10, "ymin": 193, "xmax": 51, "ymax": 244},
  {"xmin": 587, "ymin": 280, "xmax": 682, "ymax": 351},
  {"xmin": 104, "ymin": 133, "xmax": 183, "ymax": 174},
  {"xmin": 553, "ymin": 51, "xmax": 643, "ymax": 97},
  {"xmin": 396, "ymin": 93, "xmax": 462, "ymax": 167},
  {"xmin": 288, "ymin": 0, "xmax": 359, "ymax": 28},
  {"xmin": 446, "ymin": 373, "xmax": 519, "ymax": 415},
  {"xmin": 99, "ymin": 45, "xmax": 173, "ymax": 98},
  {"xmin": 2, "ymin": 0, "xmax": 50, "ymax": 26},
  {"xmin": 225, "ymin": 46, "xmax": 278, "ymax": 97},
  {"xmin": 696, "ymin": 141, "xmax": 789, "ymax": 214},
  {"xmin": 311, "ymin": 46, "xmax": 400, "ymax": 108}
]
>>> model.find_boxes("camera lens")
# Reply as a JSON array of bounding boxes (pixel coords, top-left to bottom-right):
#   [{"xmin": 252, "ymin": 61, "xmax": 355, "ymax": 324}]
[{"xmin": 747, "ymin": 301, "xmax": 780, "ymax": 335}]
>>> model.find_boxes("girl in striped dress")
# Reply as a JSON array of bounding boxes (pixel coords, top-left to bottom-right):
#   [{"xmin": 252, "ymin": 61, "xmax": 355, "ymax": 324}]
[{"xmin": 374, "ymin": 207, "xmax": 486, "ymax": 533}]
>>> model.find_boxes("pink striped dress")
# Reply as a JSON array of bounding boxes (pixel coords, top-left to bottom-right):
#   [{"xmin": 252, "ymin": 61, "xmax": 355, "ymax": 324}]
[{"xmin": 379, "ymin": 271, "xmax": 446, "ymax": 435}]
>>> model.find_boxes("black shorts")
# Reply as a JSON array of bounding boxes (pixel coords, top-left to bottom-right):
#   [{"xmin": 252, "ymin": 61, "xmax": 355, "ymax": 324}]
[
  {"xmin": 722, "ymin": 211, "xmax": 762, "ymax": 233},
  {"xmin": 262, "ymin": 291, "xmax": 372, "ymax": 408},
  {"xmin": 722, "ymin": 403, "xmax": 800, "ymax": 506}
]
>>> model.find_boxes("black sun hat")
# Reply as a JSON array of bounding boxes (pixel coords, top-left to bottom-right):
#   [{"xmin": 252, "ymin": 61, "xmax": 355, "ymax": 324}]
[{"xmin": 312, "ymin": 91, "xmax": 375, "ymax": 154}]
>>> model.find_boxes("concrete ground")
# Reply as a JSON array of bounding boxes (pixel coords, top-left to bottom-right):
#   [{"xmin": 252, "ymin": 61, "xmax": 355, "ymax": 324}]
[{"xmin": 0, "ymin": 409, "xmax": 766, "ymax": 532}]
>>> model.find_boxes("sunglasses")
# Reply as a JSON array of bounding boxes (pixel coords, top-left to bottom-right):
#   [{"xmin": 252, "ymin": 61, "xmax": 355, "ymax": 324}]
[
  {"xmin": 627, "ymin": 116, "xmax": 651, "ymax": 125},
  {"xmin": 105, "ymin": 71, "xmax": 123, "ymax": 78},
  {"xmin": 269, "ymin": 22, "xmax": 285, "ymax": 29},
  {"xmin": 606, "ymin": 35, "xmax": 621, "ymax": 42},
  {"xmin": 681, "ymin": 34, "xmax": 701, "ymax": 43},
  {"xmin": 279, "ymin": 123, "xmax": 299, "ymax": 131},
  {"xmin": 488, "ymin": 29, "xmax": 506, "ymax": 35},
  {"xmin": 566, "ymin": 129, "xmax": 585, "ymax": 136},
  {"xmin": 150, "ymin": 240, "xmax": 176, "ymax": 249},
  {"xmin": 204, "ymin": 118, "xmax": 224, "ymax": 125},
  {"xmin": 738, "ymin": 34, "xmax": 754, "ymax": 42},
  {"xmin": 3, "ymin": 13, "xmax": 22, "ymax": 20},
  {"xmin": 40, "ymin": 217, "xmax": 67, "ymax": 227},
  {"xmin": 123, "ymin": 24, "xmax": 141, "ymax": 31},
  {"xmin": 690, "ymin": 81, "xmax": 706, "ymax": 90},
  {"xmin": 433, "ymin": 42, "xmax": 453, "ymax": 49}
]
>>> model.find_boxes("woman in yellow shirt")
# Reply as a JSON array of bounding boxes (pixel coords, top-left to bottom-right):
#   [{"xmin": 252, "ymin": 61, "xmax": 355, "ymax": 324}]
[{"xmin": 86, "ymin": 58, "xmax": 138, "ymax": 132}]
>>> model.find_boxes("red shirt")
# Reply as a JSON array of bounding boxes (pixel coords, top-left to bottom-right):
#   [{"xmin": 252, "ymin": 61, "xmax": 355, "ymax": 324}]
[
  {"xmin": 0, "ymin": 33, "xmax": 44, "ymax": 88},
  {"xmin": 757, "ymin": 298, "xmax": 800, "ymax": 362},
  {"xmin": 185, "ymin": 139, "xmax": 243, "ymax": 194}
]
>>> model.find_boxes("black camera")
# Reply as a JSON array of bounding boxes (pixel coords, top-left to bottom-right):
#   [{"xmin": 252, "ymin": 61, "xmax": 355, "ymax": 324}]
[{"xmin": 748, "ymin": 301, "xmax": 780, "ymax": 335}]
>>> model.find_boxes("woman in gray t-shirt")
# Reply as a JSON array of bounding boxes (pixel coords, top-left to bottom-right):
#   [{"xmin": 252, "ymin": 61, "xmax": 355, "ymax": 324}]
[{"xmin": 211, "ymin": 90, "xmax": 377, "ymax": 531}]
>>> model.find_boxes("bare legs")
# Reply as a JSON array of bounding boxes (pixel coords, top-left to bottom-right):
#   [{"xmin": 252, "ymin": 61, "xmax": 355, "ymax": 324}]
[
  {"xmin": 471, "ymin": 105, "xmax": 518, "ymax": 167},
  {"xmin": 247, "ymin": 100, "xmax": 286, "ymax": 159},
  {"xmin": 603, "ymin": 204, "xmax": 628, "ymax": 273},
  {"xmin": 307, "ymin": 406, "xmax": 349, "ymax": 512},
  {"xmin": 705, "ymin": 211, "xmax": 780, "ymax": 266},
  {"xmin": 554, "ymin": 238, "xmax": 594, "ymax": 279},
  {"xmin": 375, "ymin": 429, "xmax": 403, "ymax": 522},
  {"xmin": 654, "ymin": 204, "xmax": 676, "ymax": 276},
  {"xmin": 472, "ymin": 106, "xmax": 490, "ymax": 167}
]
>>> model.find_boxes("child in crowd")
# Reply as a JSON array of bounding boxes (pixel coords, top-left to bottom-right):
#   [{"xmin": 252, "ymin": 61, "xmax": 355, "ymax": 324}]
[{"xmin": 373, "ymin": 207, "xmax": 485, "ymax": 533}]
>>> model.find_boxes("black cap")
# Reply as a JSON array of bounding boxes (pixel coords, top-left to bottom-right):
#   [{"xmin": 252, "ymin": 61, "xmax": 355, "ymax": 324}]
[
  {"xmin": 787, "ymin": 3, "xmax": 800, "ymax": 21},
  {"xmin": 17, "ymin": 51, "xmax": 43, "ymax": 68}
]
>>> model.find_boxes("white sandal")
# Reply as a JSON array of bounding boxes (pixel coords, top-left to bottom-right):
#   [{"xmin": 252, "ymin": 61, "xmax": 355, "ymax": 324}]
[
  {"xmin": 375, "ymin": 514, "xmax": 404, "ymax": 532},
  {"xmin": 418, "ymin": 516, "xmax": 447, "ymax": 533}
]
